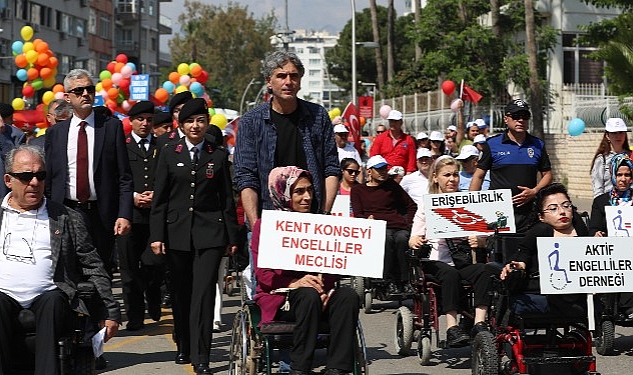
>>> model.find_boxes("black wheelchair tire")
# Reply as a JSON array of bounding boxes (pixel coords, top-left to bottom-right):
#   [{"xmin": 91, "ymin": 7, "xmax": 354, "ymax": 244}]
[
  {"xmin": 472, "ymin": 330, "xmax": 498, "ymax": 375},
  {"xmin": 394, "ymin": 306, "xmax": 414, "ymax": 356},
  {"xmin": 596, "ymin": 319, "xmax": 615, "ymax": 356}
]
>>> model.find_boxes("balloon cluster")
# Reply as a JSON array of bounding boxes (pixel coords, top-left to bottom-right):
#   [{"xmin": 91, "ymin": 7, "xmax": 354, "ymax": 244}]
[
  {"xmin": 12, "ymin": 26, "xmax": 59, "ymax": 110},
  {"xmin": 154, "ymin": 63, "xmax": 210, "ymax": 104},
  {"xmin": 95, "ymin": 54, "xmax": 138, "ymax": 113}
]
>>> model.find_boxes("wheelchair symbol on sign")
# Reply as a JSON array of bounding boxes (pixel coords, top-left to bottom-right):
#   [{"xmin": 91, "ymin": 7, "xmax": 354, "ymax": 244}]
[
  {"xmin": 548, "ymin": 242, "xmax": 571, "ymax": 290},
  {"xmin": 611, "ymin": 209, "xmax": 631, "ymax": 237}
]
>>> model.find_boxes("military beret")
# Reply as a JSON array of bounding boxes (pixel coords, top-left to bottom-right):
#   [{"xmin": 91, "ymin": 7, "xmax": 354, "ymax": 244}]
[
  {"xmin": 153, "ymin": 111, "xmax": 172, "ymax": 126},
  {"xmin": 127, "ymin": 101, "xmax": 154, "ymax": 117},
  {"xmin": 206, "ymin": 124, "xmax": 223, "ymax": 146},
  {"xmin": 169, "ymin": 91, "xmax": 193, "ymax": 116},
  {"xmin": 178, "ymin": 98, "xmax": 208, "ymax": 124},
  {"xmin": 0, "ymin": 103, "xmax": 14, "ymax": 118}
]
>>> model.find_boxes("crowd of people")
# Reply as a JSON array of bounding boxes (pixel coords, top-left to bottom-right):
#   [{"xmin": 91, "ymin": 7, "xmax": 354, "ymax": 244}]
[{"xmin": 0, "ymin": 48, "xmax": 629, "ymax": 375}]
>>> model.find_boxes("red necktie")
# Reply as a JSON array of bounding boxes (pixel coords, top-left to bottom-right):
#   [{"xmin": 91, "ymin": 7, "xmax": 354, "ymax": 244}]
[{"xmin": 76, "ymin": 121, "xmax": 90, "ymax": 202}]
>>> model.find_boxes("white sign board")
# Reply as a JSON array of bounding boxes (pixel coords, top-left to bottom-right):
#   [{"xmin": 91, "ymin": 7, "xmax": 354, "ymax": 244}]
[
  {"xmin": 605, "ymin": 206, "xmax": 633, "ymax": 236},
  {"xmin": 130, "ymin": 74, "xmax": 150, "ymax": 101},
  {"xmin": 331, "ymin": 195, "xmax": 351, "ymax": 217},
  {"xmin": 422, "ymin": 189, "xmax": 515, "ymax": 239},
  {"xmin": 537, "ymin": 237, "xmax": 633, "ymax": 294},
  {"xmin": 257, "ymin": 210, "xmax": 386, "ymax": 278}
]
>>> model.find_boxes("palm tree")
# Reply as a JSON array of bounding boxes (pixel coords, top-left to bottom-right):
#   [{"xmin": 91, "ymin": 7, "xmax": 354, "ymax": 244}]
[{"xmin": 525, "ymin": 0, "xmax": 544, "ymax": 138}]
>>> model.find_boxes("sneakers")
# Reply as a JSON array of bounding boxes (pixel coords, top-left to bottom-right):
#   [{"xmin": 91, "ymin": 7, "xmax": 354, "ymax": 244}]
[
  {"xmin": 446, "ymin": 326, "xmax": 470, "ymax": 347},
  {"xmin": 470, "ymin": 321, "xmax": 489, "ymax": 338}
]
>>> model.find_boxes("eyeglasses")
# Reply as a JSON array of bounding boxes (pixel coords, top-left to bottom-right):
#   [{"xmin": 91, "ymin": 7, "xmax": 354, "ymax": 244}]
[
  {"xmin": 508, "ymin": 112, "xmax": 531, "ymax": 121},
  {"xmin": 8, "ymin": 171, "xmax": 46, "ymax": 183},
  {"xmin": 376, "ymin": 130, "xmax": 385, "ymax": 134},
  {"xmin": 345, "ymin": 169, "xmax": 360, "ymax": 175},
  {"xmin": 543, "ymin": 201, "xmax": 573, "ymax": 214},
  {"xmin": 67, "ymin": 85, "xmax": 96, "ymax": 96}
]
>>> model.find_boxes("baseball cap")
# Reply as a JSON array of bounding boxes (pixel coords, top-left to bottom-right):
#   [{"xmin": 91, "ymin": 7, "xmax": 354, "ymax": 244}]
[
  {"xmin": 447, "ymin": 125, "xmax": 457, "ymax": 132},
  {"xmin": 465, "ymin": 121, "xmax": 478, "ymax": 129},
  {"xmin": 388, "ymin": 166, "xmax": 405, "ymax": 177},
  {"xmin": 475, "ymin": 119, "xmax": 488, "ymax": 129},
  {"xmin": 505, "ymin": 99, "xmax": 530, "ymax": 115},
  {"xmin": 605, "ymin": 117, "xmax": 628, "ymax": 133},
  {"xmin": 416, "ymin": 132, "xmax": 429, "ymax": 140},
  {"xmin": 473, "ymin": 134, "xmax": 487, "ymax": 144},
  {"xmin": 387, "ymin": 110, "xmax": 403, "ymax": 121},
  {"xmin": 366, "ymin": 155, "xmax": 388, "ymax": 169},
  {"xmin": 333, "ymin": 124, "xmax": 349, "ymax": 134},
  {"xmin": 416, "ymin": 148, "xmax": 432, "ymax": 159},
  {"xmin": 429, "ymin": 131, "xmax": 444, "ymax": 141},
  {"xmin": 455, "ymin": 145, "xmax": 480, "ymax": 160}
]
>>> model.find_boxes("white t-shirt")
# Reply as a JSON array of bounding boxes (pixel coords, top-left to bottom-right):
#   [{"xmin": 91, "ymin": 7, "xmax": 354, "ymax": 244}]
[
  {"xmin": 337, "ymin": 143, "xmax": 362, "ymax": 165},
  {"xmin": 400, "ymin": 171, "xmax": 429, "ymax": 207},
  {"xmin": 0, "ymin": 195, "xmax": 56, "ymax": 308}
]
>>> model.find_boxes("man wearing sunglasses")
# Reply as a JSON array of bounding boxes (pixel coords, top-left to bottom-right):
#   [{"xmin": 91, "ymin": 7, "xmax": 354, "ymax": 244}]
[
  {"xmin": 0, "ymin": 103, "xmax": 26, "ymax": 199},
  {"xmin": 44, "ymin": 69, "xmax": 133, "ymax": 284},
  {"xmin": 469, "ymin": 99, "xmax": 552, "ymax": 232}
]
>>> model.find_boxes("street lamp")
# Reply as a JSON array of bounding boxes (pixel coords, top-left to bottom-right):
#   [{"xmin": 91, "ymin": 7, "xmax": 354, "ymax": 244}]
[
  {"xmin": 350, "ymin": 1, "xmax": 380, "ymax": 106},
  {"xmin": 240, "ymin": 78, "xmax": 261, "ymax": 115}
]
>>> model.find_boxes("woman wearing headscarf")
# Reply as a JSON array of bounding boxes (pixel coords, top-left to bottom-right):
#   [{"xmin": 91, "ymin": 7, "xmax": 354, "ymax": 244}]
[{"xmin": 252, "ymin": 166, "xmax": 360, "ymax": 375}]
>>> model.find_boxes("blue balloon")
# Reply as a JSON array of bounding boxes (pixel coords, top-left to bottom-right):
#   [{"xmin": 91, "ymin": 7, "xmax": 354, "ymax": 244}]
[
  {"xmin": 162, "ymin": 81, "xmax": 175, "ymax": 93},
  {"xmin": 125, "ymin": 62, "xmax": 136, "ymax": 72},
  {"xmin": 11, "ymin": 41, "xmax": 24, "ymax": 55},
  {"xmin": 16, "ymin": 69, "xmax": 28, "ymax": 82},
  {"xmin": 568, "ymin": 118, "xmax": 586, "ymax": 137},
  {"xmin": 189, "ymin": 81, "xmax": 204, "ymax": 96}
]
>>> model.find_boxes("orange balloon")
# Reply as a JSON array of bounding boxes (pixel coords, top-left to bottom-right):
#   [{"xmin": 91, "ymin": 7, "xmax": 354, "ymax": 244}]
[
  {"xmin": 37, "ymin": 52, "xmax": 49, "ymax": 67},
  {"xmin": 52, "ymin": 84, "xmax": 65, "ymax": 93},
  {"xmin": 48, "ymin": 56, "xmax": 58, "ymax": 68},
  {"xmin": 168, "ymin": 72, "xmax": 180, "ymax": 85},
  {"xmin": 15, "ymin": 54, "xmax": 28, "ymax": 68},
  {"xmin": 154, "ymin": 88, "xmax": 169, "ymax": 103},
  {"xmin": 114, "ymin": 62, "xmax": 125, "ymax": 73},
  {"xmin": 190, "ymin": 65, "xmax": 203, "ymax": 77},
  {"xmin": 35, "ymin": 41, "xmax": 49, "ymax": 53},
  {"xmin": 27, "ymin": 67, "xmax": 39, "ymax": 81},
  {"xmin": 40, "ymin": 67, "xmax": 53, "ymax": 80},
  {"xmin": 101, "ymin": 78, "xmax": 113, "ymax": 90},
  {"xmin": 360, "ymin": 116, "xmax": 366, "ymax": 126},
  {"xmin": 107, "ymin": 87, "xmax": 119, "ymax": 100}
]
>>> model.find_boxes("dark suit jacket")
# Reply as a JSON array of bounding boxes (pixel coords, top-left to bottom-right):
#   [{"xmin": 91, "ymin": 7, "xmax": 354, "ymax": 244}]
[
  {"xmin": 28, "ymin": 134, "xmax": 45, "ymax": 149},
  {"xmin": 44, "ymin": 112, "xmax": 134, "ymax": 227},
  {"xmin": 588, "ymin": 192, "xmax": 610, "ymax": 236},
  {"xmin": 125, "ymin": 134, "xmax": 158, "ymax": 224},
  {"xmin": 0, "ymin": 200, "xmax": 120, "ymax": 321},
  {"xmin": 149, "ymin": 138, "xmax": 239, "ymax": 251},
  {"xmin": 0, "ymin": 125, "xmax": 25, "ymax": 197}
]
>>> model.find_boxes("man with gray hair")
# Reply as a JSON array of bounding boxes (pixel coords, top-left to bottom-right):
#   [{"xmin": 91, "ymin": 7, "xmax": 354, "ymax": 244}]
[{"xmin": 30, "ymin": 99, "xmax": 73, "ymax": 148}]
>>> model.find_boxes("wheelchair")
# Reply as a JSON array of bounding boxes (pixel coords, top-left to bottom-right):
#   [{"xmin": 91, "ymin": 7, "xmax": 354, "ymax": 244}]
[
  {"xmin": 8, "ymin": 281, "xmax": 101, "ymax": 375},
  {"xmin": 392, "ymin": 245, "xmax": 478, "ymax": 365},
  {"xmin": 594, "ymin": 292, "xmax": 633, "ymax": 356},
  {"xmin": 351, "ymin": 276, "xmax": 413, "ymax": 314},
  {"xmin": 228, "ymin": 295, "xmax": 369, "ymax": 374}
]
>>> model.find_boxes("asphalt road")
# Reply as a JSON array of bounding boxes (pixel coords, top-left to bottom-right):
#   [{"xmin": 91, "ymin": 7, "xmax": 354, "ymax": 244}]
[{"xmin": 100, "ymin": 276, "xmax": 633, "ymax": 375}]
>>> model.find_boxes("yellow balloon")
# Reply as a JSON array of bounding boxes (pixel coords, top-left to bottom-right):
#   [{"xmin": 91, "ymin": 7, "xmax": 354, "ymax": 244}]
[
  {"xmin": 22, "ymin": 42, "xmax": 34, "ymax": 52},
  {"xmin": 211, "ymin": 113, "xmax": 228, "ymax": 129},
  {"xmin": 37, "ymin": 128, "xmax": 47, "ymax": 137},
  {"xmin": 175, "ymin": 85, "xmax": 188, "ymax": 93},
  {"xmin": 12, "ymin": 98, "xmax": 25, "ymax": 111},
  {"xmin": 42, "ymin": 91, "xmax": 55, "ymax": 105},
  {"xmin": 21, "ymin": 26, "xmax": 34, "ymax": 41},
  {"xmin": 331, "ymin": 107, "xmax": 341, "ymax": 118},
  {"xmin": 95, "ymin": 82, "xmax": 103, "ymax": 92},
  {"xmin": 25, "ymin": 50, "xmax": 38, "ymax": 64},
  {"xmin": 43, "ymin": 76, "xmax": 56, "ymax": 88},
  {"xmin": 177, "ymin": 63, "xmax": 190, "ymax": 76}
]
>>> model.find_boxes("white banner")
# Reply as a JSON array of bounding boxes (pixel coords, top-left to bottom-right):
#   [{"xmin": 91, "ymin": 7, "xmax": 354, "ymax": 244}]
[
  {"xmin": 422, "ymin": 189, "xmax": 515, "ymax": 239},
  {"xmin": 605, "ymin": 206, "xmax": 633, "ymax": 236},
  {"xmin": 537, "ymin": 237, "xmax": 633, "ymax": 294},
  {"xmin": 257, "ymin": 210, "xmax": 386, "ymax": 278},
  {"xmin": 331, "ymin": 195, "xmax": 351, "ymax": 217}
]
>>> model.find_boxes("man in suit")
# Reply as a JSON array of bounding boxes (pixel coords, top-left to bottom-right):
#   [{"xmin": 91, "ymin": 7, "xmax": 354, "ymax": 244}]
[
  {"xmin": 44, "ymin": 69, "xmax": 134, "ymax": 276},
  {"xmin": 0, "ymin": 145, "xmax": 120, "ymax": 375},
  {"xmin": 117, "ymin": 101, "xmax": 164, "ymax": 331},
  {"xmin": 0, "ymin": 103, "xmax": 26, "ymax": 198},
  {"xmin": 30, "ymin": 99, "xmax": 72, "ymax": 149}
]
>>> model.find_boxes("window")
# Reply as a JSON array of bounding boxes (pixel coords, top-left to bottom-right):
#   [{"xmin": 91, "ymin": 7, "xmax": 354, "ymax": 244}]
[
  {"xmin": 308, "ymin": 81, "xmax": 320, "ymax": 88},
  {"xmin": 60, "ymin": 55, "xmax": 71, "ymax": 75},
  {"xmin": 149, "ymin": 0, "xmax": 155, "ymax": 16},
  {"xmin": 74, "ymin": 18, "xmax": 86, "ymax": 38},
  {"xmin": 30, "ymin": 3, "xmax": 40, "ymax": 24},
  {"xmin": 87, "ymin": 58, "xmax": 97, "ymax": 77},
  {"xmin": 99, "ymin": 53, "xmax": 110, "ymax": 72},
  {"xmin": 61, "ymin": 13, "xmax": 70, "ymax": 33},
  {"xmin": 150, "ymin": 37, "xmax": 157, "ymax": 51},
  {"xmin": 16, "ymin": 0, "xmax": 25, "ymax": 20},
  {"xmin": 308, "ymin": 69, "xmax": 320, "ymax": 77},
  {"xmin": 100, "ymin": 15, "xmax": 111, "ymax": 39},
  {"xmin": 117, "ymin": 0, "xmax": 136, "ymax": 13},
  {"xmin": 89, "ymin": 9, "xmax": 96, "ymax": 34},
  {"xmin": 562, "ymin": 33, "xmax": 603, "ymax": 84},
  {"xmin": 308, "ymin": 58, "xmax": 321, "ymax": 65}
]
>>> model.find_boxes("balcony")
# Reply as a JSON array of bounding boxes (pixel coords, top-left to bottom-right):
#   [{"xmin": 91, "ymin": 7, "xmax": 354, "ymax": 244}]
[
  {"xmin": 117, "ymin": 40, "xmax": 138, "ymax": 54},
  {"xmin": 159, "ymin": 14, "xmax": 172, "ymax": 35}
]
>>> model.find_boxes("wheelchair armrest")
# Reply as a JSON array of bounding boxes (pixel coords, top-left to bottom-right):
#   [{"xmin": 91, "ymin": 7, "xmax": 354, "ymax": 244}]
[{"xmin": 76, "ymin": 281, "xmax": 97, "ymax": 301}]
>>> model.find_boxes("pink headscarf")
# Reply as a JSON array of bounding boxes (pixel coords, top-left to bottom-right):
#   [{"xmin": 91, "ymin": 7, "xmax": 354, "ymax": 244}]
[{"xmin": 268, "ymin": 166, "xmax": 312, "ymax": 211}]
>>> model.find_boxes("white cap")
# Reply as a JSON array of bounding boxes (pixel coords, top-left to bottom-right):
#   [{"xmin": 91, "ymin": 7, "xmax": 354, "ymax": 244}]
[
  {"xmin": 605, "ymin": 117, "xmax": 628, "ymax": 132},
  {"xmin": 466, "ymin": 121, "xmax": 478, "ymax": 129},
  {"xmin": 366, "ymin": 155, "xmax": 388, "ymax": 169},
  {"xmin": 429, "ymin": 131, "xmax": 444, "ymax": 141},
  {"xmin": 387, "ymin": 110, "xmax": 403, "ymax": 121},
  {"xmin": 416, "ymin": 132, "xmax": 428, "ymax": 140},
  {"xmin": 473, "ymin": 134, "xmax": 487, "ymax": 144},
  {"xmin": 447, "ymin": 125, "xmax": 457, "ymax": 132},
  {"xmin": 333, "ymin": 124, "xmax": 349, "ymax": 133},
  {"xmin": 388, "ymin": 166, "xmax": 405, "ymax": 176},
  {"xmin": 456, "ymin": 145, "xmax": 480, "ymax": 160},
  {"xmin": 475, "ymin": 119, "xmax": 487, "ymax": 129},
  {"xmin": 416, "ymin": 148, "xmax": 432, "ymax": 159}
]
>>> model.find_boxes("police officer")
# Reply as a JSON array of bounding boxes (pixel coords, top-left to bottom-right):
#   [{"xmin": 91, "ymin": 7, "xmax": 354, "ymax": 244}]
[
  {"xmin": 149, "ymin": 98, "xmax": 239, "ymax": 374},
  {"xmin": 117, "ymin": 101, "xmax": 164, "ymax": 331}
]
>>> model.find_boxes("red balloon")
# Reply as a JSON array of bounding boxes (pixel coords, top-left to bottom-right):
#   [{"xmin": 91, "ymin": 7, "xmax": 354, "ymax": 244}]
[
  {"xmin": 116, "ymin": 54, "xmax": 128, "ymax": 64},
  {"xmin": 107, "ymin": 61, "xmax": 116, "ymax": 73},
  {"xmin": 22, "ymin": 85, "xmax": 35, "ymax": 98},
  {"xmin": 118, "ymin": 78, "xmax": 130, "ymax": 90},
  {"xmin": 121, "ymin": 117, "xmax": 132, "ymax": 135},
  {"xmin": 197, "ymin": 70, "xmax": 209, "ymax": 84},
  {"xmin": 441, "ymin": 80, "xmax": 456, "ymax": 96}
]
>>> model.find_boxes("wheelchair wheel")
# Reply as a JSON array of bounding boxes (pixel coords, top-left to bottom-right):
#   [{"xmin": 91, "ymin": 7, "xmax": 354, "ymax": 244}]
[
  {"xmin": 228, "ymin": 309, "xmax": 255, "ymax": 375},
  {"xmin": 417, "ymin": 334, "xmax": 431, "ymax": 365},
  {"xmin": 352, "ymin": 276, "xmax": 365, "ymax": 301},
  {"xmin": 394, "ymin": 306, "xmax": 414, "ymax": 356},
  {"xmin": 472, "ymin": 331, "xmax": 498, "ymax": 375},
  {"xmin": 354, "ymin": 320, "xmax": 369, "ymax": 374},
  {"xmin": 595, "ymin": 319, "xmax": 615, "ymax": 356},
  {"xmin": 364, "ymin": 291, "xmax": 373, "ymax": 314}
]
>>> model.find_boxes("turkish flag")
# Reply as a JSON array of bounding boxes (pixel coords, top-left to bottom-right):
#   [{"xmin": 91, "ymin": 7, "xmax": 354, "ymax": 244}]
[
  {"xmin": 342, "ymin": 102, "xmax": 362, "ymax": 154},
  {"xmin": 462, "ymin": 83, "xmax": 483, "ymax": 104}
]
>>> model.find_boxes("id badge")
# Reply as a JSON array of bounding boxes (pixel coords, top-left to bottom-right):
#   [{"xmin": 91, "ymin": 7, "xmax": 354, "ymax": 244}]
[{"xmin": 206, "ymin": 163, "xmax": 215, "ymax": 179}]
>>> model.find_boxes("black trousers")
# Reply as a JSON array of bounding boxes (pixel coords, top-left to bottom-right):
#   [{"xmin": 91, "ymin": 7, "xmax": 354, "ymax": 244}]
[
  {"xmin": 276, "ymin": 287, "xmax": 359, "ymax": 372},
  {"xmin": 0, "ymin": 289, "xmax": 70, "ymax": 375},
  {"xmin": 422, "ymin": 261, "xmax": 492, "ymax": 313},
  {"xmin": 383, "ymin": 228, "xmax": 410, "ymax": 282},
  {"xmin": 117, "ymin": 223, "xmax": 164, "ymax": 324},
  {"xmin": 167, "ymin": 247, "xmax": 223, "ymax": 365},
  {"xmin": 74, "ymin": 204, "xmax": 115, "ymax": 274}
]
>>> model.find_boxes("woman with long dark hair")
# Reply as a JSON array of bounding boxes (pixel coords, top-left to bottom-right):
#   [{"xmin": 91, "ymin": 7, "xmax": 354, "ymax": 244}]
[{"xmin": 590, "ymin": 118, "xmax": 630, "ymax": 198}]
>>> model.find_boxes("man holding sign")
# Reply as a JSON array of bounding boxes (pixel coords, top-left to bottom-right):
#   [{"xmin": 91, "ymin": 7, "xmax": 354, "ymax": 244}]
[{"xmin": 252, "ymin": 167, "xmax": 359, "ymax": 375}]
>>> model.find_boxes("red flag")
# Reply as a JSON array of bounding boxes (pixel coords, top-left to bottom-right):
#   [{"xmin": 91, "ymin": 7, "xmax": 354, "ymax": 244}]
[
  {"xmin": 462, "ymin": 83, "xmax": 483, "ymax": 103},
  {"xmin": 342, "ymin": 102, "xmax": 362, "ymax": 154}
]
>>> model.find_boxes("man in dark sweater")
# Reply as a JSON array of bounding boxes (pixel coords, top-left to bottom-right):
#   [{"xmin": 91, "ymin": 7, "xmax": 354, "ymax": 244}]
[{"xmin": 350, "ymin": 155, "xmax": 418, "ymax": 294}]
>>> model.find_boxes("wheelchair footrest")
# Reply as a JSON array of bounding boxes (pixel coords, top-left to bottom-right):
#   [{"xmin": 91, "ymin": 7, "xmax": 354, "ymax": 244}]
[
  {"xmin": 521, "ymin": 355, "xmax": 595, "ymax": 365},
  {"xmin": 259, "ymin": 321, "xmax": 296, "ymax": 334}
]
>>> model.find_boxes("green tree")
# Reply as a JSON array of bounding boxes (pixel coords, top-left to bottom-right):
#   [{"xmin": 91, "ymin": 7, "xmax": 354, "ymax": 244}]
[{"xmin": 168, "ymin": 1, "xmax": 276, "ymax": 109}]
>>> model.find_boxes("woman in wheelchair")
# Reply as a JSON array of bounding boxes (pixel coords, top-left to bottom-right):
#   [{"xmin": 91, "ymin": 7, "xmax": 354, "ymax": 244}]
[
  {"xmin": 500, "ymin": 182, "xmax": 590, "ymax": 317},
  {"xmin": 251, "ymin": 166, "xmax": 360, "ymax": 375},
  {"xmin": 409, "ymin": 155, "xmax": 492, "ymax": 347},
  {"xmin": 588, "ymin": 153, "xmax": 633, "ymax": 319}
]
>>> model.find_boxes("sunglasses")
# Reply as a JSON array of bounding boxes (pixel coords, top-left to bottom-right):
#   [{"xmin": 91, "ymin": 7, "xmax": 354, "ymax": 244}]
[
  {"xmin": 8, "ymin": 171, "xmax": 46, "ymax": 182},
  {"xmin": 376, "ymin": 130, "xmax": 385, "ymax": 134},
  {"xmin": 508, "ymin": 112, "xmax": 531, "ymax": 121},
  {"xmin": 345, "ymin": 169, "xmax": 360, "ymax": 175},
  {"xmin": 67, "ymin": 85, "xmax": 96, "ymax": 96}
]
